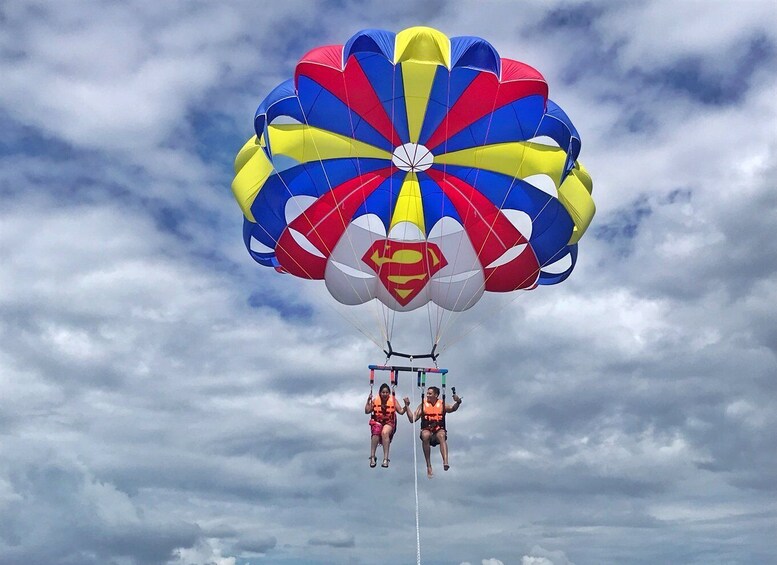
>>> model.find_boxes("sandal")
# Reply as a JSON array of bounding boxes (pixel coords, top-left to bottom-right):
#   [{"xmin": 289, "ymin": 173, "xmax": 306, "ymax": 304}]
[
  {"xmin": 381, "ymin": 459, "xmax": 389, "ymax": 468},
  {"xmin": 369, "ymin": 456, "xmax": 377, "ymax": 468}
]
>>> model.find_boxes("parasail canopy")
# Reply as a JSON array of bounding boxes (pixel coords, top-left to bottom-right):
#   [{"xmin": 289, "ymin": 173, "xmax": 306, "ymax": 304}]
[{"xmin": 232, "ymin": 26, "xmax": 594, "ymax": 336}]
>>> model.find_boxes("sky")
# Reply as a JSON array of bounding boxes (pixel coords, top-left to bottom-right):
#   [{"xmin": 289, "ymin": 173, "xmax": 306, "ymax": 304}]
[{"xmin": 1, "ymin": 1, "xmax": 776, "ymax": 564}]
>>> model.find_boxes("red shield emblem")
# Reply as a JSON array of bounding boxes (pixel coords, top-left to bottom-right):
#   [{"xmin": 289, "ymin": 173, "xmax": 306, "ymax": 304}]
[{"xmin": 362, "ymin": 240, "xmax": 448, "ymax": 306}]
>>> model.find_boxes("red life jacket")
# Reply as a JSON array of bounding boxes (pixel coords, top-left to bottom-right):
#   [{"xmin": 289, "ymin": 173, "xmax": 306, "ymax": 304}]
[
  {"xmin": 422, "ymin": 398, "xmax": 443, "ymax": 428},
  {"xmin": 372, "ymin": 395, "xmax": 396, "ymax": 424}
]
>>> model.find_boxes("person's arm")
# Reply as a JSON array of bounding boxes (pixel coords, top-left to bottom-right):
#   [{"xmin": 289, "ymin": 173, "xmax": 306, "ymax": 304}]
[
  {"xmin": 406, "ymin": 403, "xmax": 420, "ymax": 423},
  {"xmin": 396, "ymin": 396, "xmax": 411, "ymax": 415},
  {"xmin": 446, "ymin": 393, "xmax": 462, "ymax": 413},
  {"xmin": 364, "ymin": 394, "xmax": 373, "ymax": 415}
]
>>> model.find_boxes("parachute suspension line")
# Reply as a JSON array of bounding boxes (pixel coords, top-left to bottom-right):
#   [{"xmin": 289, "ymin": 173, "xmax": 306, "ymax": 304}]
[
  {"xmin": 425, "ymin": 301, "xmax": 436, "ymax": 359},
  {"xmin": 246, "ymin": 193, "xmax": 384, "ymax": 349},
  {"xmin": 438, "ymin": 97, "xmax": 559, "ymax": 342},
  {"xmin": 393, "ymin": 59, "xmax": 437, "ymax": 359},
  {"xmin": 439, "ymin": 164, "xmax": 569, "ymax": 348},
  {"xmin": 439, "ymin": 77, "xmax": 513, "ymax": 320},
  {"xmin": 265, "ymin": 183, "xmax": 383, "ymax": 348},
  {"xmin": 382, "ymin": 60, "xmax": 399, "ymax": 352},
  {"xmin": 293, "ymin": 91, "xmax": 391, "ymax": 349},
  {"xmin": 378, "ymin": 59, "xmax": 411, "ymax": 352},
  {"xmin": 324, "ymin": 299, "xmax": 385, "ymax": 350},
  {"xmin": 433, "ymin": 69, "xmax": 456, "ymax": 346},
  {"xmin": 433, "ymin": 64, "xmax": 499, "ymax": 346},
  {"xmin": 341, "ymin": 54, "xmax": 397, "ymax": 349},
  {"xmin": 368, "ymin": 57, "xmax": 405, "ymax": 353},
  {"xmin": 439, "ymin": 202, "xmax": 564, "ymax": 352},
  {"xmin": 430, "ymin": 69, "xmax": 451, "ymax": 345},
  {"xmin": 439, "ymin": 218, "xmax": 575, "ymax": 353},
  {"xmin": 387, "ymin": 301, "xmax": 398, "ymax": 354}
]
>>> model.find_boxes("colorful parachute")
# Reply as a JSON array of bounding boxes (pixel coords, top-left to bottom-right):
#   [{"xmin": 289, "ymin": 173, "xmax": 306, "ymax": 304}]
[{"xmin": 232, "ymin": 26, "xmax": 594, "ymax": 316}]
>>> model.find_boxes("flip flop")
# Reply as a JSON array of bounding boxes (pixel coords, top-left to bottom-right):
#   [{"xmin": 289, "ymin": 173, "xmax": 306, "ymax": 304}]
[
  {"xmin": 381, "ymin": 459, "xmax": 389, "ymax": 468},
  {"xmin": 369, "ymin": 456, "xmax": 377, "ymax": 468}
]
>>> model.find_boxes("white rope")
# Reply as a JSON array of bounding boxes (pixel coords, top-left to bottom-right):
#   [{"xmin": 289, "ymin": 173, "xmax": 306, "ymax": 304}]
[{"xmin": 410, "ymin": 377, "xmax": 422, "ymax": 565}]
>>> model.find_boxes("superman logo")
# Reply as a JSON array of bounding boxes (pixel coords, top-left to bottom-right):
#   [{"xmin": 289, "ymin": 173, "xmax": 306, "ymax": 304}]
[{"xmin": 362, "ymin": 240, "xmax": 448, "ymax": 306}]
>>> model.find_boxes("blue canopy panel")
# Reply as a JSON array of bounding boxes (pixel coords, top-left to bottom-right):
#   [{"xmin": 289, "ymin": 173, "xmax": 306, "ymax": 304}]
[
  {"xmin": 343, "ymin": 29, "xmax": 397, "ymax": 64},
  {"xmin": 441, "ymin": 166, "xmax": 574, "ymax": 265},
  {"xmin": 243, "ymin": 217, "xmax": 279, "ymax": 267},
  {"xmin": 418, "ymin": 67, "xmax": 482, "ymax": 146},
  {"xmin": 536, "ymin": 99, "xmax": 581, "ymax": 179},
  {"xmin": 417, "ymin": 171, "xmax": 464, "ymax": 234},
  {"xmin": 537, "ymin": 244, "xmax": 577, "ymax": 285},
  {"xmin": 295, "ymin": 76, "xmax": 394, "ymax": 152},
  {"xmin": 249, "ymin": 158, "xmax": 388, "ymax": 248},
  {"xmin": 254, "ymin": 79, "xmax": 298, "ymax": 138},
  {"xmin": 438, "ymin": 94, "xmax": 546, "ymax": 153},
  {"xmin": 353, "ymin": 52, "xmax": 410, "ymax": 145},
  {"xmin": 450, "ymin": 36, "xmax": 501, "ymax": 76},
  {"xmin": 247, "ymin": 169, "xmax": 309, "ymax": 250},
  {"xmin": 351, "ymin": 170, "xmax": 409, "ymax": 231}
]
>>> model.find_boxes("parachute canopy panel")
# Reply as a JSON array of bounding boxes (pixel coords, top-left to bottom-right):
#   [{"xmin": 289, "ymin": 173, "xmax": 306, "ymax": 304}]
[{"xmin": 232, "ymin": 26, "xmax": 595, "ymax": 313}]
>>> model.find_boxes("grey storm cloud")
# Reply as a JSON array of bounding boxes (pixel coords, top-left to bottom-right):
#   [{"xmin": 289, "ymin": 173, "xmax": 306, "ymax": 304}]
[
  {"xmin": 0, "ymin": 446, "xmax": 201, "ymax": 565},
  {"xmin": 308, "ymin": 530, "xmax": 356, "ymax": 548},
  {"xmin": 235, "ymin": 533, "xmax": 277, "ymax": 554}
]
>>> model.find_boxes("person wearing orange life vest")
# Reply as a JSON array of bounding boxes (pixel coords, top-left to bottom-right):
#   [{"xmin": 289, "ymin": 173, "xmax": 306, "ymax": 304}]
[
  {"xmin": 406, "ymin": 386, "xmax": 462, "ymax": 478},
  {"xmin": 364, "ymin": 383, "xmax": 411, "ymax": 468}
]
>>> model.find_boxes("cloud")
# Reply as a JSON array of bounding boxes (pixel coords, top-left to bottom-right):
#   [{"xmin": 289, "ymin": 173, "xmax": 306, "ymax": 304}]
[
  {"xmin": 0, "ymin": 445, "xmax": 201, "ymax": 565},
  {"xmin": 307, "ymin": 529, "xmax": 356, "ymax": 548},
  {"xmin": 235, "ymin": 533, "xmax": 277, "ymax": 554},
  {"xmin": 170, "ymin": 541, "xmax": 237, "ymax": 565},
  {"xmin": 596, "ymin": 2, "xmax": 776, "ymax": 75},
  {"xmin": 522, "ymin": 546, "xmax": 574, "ymax": 565}
]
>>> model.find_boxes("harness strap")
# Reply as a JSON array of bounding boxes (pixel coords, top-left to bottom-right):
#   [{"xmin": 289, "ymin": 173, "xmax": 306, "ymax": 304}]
[
  {"xmin": 441, "ymin": 372, "xmax": 447, "ymax": 431},
  {"xmin": 418, "ymin": 370, "xmax": 426, "ymax": 424}
]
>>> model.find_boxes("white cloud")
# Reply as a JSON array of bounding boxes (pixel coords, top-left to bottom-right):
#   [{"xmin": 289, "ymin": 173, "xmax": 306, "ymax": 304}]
[
  {"xmin": 598, "ymin": 2, "xmax": 776, "ymax": 71},
  {"xmin": 170, "ymin": 541, "xmax": 237, "ymax": 565},
  {"xmin": 523, "ymin": 559, "xmax": 553, "ymax": 565},
  {"xmin": 523, "ymin": 546, "xmax": 574, "ymax": 565}
]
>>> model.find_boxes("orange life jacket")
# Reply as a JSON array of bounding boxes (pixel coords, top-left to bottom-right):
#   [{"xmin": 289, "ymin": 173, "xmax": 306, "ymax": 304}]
[
  {"xmin": 372, "ymin": 395, "xmax": 396, "ymax": 423},
  {"xmin": 422, "ymin": 398, "xmax": 444, "ymax": 428}
]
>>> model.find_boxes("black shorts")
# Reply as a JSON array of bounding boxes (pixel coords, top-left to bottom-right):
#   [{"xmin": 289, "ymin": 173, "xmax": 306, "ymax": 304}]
[{"xmin": 421, "ymin": 426, "xmax": 446, "ymax": 446}]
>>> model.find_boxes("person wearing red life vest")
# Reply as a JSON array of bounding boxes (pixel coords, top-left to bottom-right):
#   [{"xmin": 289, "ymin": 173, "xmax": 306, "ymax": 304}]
[
  {"xmin": 407, "ymin": 386, "xmax": 462, "ymax": 478},
  {"xmin": 365, "ymin": 383, "xmax": 411, "ymax": 468}
]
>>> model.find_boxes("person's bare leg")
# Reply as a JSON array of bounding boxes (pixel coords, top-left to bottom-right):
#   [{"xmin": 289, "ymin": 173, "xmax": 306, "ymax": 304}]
[
  {"xmin": 369, "ymin": 434, "xmax": 379, "ymax": 466},
  {"xmin": 438, "ymin": 430, "xmax": 449, "ymax": 470},
  {"xmin": 381, "ymin": 425, "xmax": 393, "ymax": 466},
  {"xmin": 421, "ymin": 430, "xmax": 433, "ymax": 477}
]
